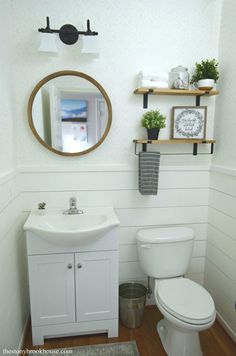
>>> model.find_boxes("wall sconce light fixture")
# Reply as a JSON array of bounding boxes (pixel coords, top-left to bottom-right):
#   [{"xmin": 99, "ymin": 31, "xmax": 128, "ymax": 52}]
[{"xmin": 38, "ymin": 17, "xmax": 98, "ymax": 45}]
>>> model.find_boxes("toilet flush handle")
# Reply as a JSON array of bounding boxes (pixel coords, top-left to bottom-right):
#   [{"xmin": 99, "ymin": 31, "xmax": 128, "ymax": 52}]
[{"xmin": 140, "ymin": 244, "xmax": 151, "ymax": 249}]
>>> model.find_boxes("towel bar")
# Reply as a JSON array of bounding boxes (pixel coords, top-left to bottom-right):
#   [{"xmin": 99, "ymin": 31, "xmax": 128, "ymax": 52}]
[{"xmin": 134, "ymin": 140, "xmax": 215, "ymax": 156}]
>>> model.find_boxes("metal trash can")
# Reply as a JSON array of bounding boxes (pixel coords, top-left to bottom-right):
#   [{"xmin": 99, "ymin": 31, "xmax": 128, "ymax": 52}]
[{"xmin": 119, "ymin": 283, "xmax": 147, "ymax": 328}]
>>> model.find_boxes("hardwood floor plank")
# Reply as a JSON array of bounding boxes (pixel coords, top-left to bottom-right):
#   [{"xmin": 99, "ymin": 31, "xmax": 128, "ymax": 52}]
[{"xmin": 22, "ymin": 307, "xmax": 236, "ymax": 356}]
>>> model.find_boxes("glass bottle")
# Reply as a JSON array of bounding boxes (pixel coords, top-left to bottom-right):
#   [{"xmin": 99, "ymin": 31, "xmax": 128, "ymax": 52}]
[{"xmin": 170, "ymin": 65, "xmax": 189, "ymax": 90}]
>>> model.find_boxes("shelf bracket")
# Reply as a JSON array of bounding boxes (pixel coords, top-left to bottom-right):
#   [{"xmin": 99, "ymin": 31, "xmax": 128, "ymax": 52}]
[
  {"xmin": 210, "ymin": 142, "xmax": 214, "ymax": 154},
  {"xmin": 143, "ymin": 93, "xmax": 148, "ymax": 109},
  {"xmin": 195, "ymin": 91, "xmax": 211, "ymax": 107},
  {"xmin": 134, "ymin": 140, "xmax": 215, "ymax": 156},
  {"xmin": 135, "ymin": 142, "xmax": 147, "ymax": 154},
  {"xmin": 193, "ymin": 143, "xmax": 198, "ymax": 155},
  {"xmin": 195, "ymin": 96, "xmax": 201, "ymax": 106},
  {"xmin": 142, "ymin": 91, "xmax": 213, "ymax": 108},
  {"xmin": 143, "ymin": 89, "xmax": 153, "ymax": 109}
]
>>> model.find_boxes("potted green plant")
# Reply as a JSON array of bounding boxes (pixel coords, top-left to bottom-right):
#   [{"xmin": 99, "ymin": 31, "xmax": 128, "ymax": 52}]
[
  {"xmin": 141, "ymin": 109, "xmax": 166, "ymax": 140},
  {"xmin": 190, "ymin": 59, "xmax": 219, "ymax": 91}
]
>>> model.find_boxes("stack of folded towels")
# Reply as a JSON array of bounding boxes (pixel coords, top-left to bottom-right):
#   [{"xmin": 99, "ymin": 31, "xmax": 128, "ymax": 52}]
[{"xmin": 138, "ymin": 70, "xmax": 169, "ymax": 89}]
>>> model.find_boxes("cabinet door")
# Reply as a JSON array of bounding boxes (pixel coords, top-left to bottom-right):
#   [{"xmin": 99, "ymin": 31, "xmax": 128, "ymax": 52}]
[
  {"xmin": 75, "ymin": 251, "xmax": 118, "ymax": 322},
  {"xmin": 28, "ymin": 253, "xmax": 75, "ymax": 326}
]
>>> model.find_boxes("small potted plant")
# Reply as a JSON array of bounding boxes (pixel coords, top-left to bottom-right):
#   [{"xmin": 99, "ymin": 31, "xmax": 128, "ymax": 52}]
[
  {"xmin": 141, "ymin": 109, "xmax": 166, "ymax": 140},
  {"xmin": 190, "ymin": 59, "xmax": 219, "ymax": 91}
]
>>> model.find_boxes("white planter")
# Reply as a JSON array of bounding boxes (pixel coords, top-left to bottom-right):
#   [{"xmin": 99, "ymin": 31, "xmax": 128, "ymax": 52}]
[{"xmin": 197, "ymin": 79, "xmax": 215, "ymax": 91}]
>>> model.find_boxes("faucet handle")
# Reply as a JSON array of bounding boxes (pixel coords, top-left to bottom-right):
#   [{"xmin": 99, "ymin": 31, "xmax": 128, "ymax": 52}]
[
  {"xmin": 70, "ymin": 197, "xmax": 77, "ymax": 204},
  {"xmin": 38, "ymin": 202, "xmax": 46, "ymax": 210}
]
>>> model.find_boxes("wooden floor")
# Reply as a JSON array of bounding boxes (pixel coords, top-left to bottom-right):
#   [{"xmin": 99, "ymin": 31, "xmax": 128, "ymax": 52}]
[{"xmin": 23, "ymin": 307, "xmax": 236, "ymax": 356}]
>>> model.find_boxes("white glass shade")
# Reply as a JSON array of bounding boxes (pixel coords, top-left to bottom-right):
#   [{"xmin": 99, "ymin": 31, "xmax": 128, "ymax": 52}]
[
  {"xmin": 81, "ymin": 36, "xmax": 99, "ymax": 54},
  {"xmin": 38, "ymin": 32, "xmax": 58, "ymax": 54}
]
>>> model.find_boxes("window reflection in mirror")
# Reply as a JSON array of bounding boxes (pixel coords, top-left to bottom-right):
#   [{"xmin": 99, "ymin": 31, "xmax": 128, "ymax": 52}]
[{"xmin": 29, "ymin": 72, "xmax": 111, "ymax": 156}]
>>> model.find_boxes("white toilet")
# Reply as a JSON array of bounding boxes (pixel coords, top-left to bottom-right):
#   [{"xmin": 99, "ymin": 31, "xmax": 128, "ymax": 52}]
[{"xmin": 136, "ymin": 227, "xmax": 215, "ymax": 356}]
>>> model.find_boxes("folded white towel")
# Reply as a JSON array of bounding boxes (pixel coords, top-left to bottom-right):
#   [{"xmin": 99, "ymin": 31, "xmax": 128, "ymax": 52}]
[
  {"xmin": 139, "ymin": 71, "xmax": 169, "ymax": 82},
  {"xmin": 139, "ymin": 79, "xmax": 169, "ymax": 89},
  {"xmin": 139, "ymin": 71, "xmax": 152, "ymax": 80}
]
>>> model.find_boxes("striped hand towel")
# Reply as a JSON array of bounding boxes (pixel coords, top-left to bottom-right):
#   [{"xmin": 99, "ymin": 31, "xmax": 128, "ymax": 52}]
[{"xmin": 139, "ymin": 152, "xmax": 160, "ymax": 195}]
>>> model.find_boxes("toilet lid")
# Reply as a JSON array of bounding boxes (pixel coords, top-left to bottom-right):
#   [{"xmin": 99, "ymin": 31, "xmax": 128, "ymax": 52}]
[
  {"xmin": 136, "ymin": 227, "xmax": 194, "ymax": 243},
  {"xmin": 156, "ymin": 278, "xmax": 215, "ymax": 324}
]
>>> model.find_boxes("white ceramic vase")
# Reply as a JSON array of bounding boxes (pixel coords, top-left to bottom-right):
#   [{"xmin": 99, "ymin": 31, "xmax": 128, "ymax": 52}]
[{"xmin": 197, "ymin": 79, "xmax": 215, "ymax": 91}]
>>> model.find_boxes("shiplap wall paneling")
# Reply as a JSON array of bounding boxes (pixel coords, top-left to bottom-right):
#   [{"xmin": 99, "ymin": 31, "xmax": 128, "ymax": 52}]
[{"xmin": 205, "ymin": 170, "xmax": 236, "ymax": 340}]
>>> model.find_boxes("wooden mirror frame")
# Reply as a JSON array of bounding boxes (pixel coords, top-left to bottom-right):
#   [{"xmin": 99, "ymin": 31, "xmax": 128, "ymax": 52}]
[{"xmin": 28, "ymin": 70, "xmax": 112, "ymax": 156}]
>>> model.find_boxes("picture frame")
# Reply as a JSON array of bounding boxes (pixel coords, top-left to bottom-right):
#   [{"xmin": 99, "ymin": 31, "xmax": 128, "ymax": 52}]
[
  {"xmin": 172, "ymin": 106, "xmax": 207, "ymax": 140},
  {"xmin": 60, "ymin": 99, "xmax": 88, "ymax": 122}
]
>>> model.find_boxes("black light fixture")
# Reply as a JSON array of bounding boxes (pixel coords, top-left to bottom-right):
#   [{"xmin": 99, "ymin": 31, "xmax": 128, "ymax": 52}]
[{"xmin": 38, "ymin": 17, "xmax": 98, "ymax": 45}]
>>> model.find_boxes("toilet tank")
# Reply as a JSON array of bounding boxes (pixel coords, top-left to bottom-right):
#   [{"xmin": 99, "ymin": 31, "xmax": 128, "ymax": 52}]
[{"xmin": 136, "ymin": 227, "xmax": 194, "ymax": 278}]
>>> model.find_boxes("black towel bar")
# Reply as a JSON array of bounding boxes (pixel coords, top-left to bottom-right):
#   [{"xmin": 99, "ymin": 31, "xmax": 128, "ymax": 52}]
[{"xmin": 134, "ymin": 141, "xmax": 214, "ymax": 156}]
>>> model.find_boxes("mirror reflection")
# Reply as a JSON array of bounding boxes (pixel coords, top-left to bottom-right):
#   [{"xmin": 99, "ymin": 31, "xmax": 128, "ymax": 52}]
[{"xmin": 29, "ymin": 72, "xmax": 112, "ymax": 156}]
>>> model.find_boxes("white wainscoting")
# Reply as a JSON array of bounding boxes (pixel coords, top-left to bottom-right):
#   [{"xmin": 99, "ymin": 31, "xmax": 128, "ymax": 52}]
[
  {"xmin": 0, "ymin": 171, "xmax": 29, "ymax": 351},
  {"xmin": 205, "ymin": 167, "xmax": 236, "ymax": 341},
  {"xmin": 0, "ymin": 164, "xmax": 211, "ymax": 348},
  {"xmin": 4, "ymin": 164, "xmax": 236, "ymax": 344},
  {"xmin": 19, "ymin": 165, "xmax": 209, "ymax": 304}
]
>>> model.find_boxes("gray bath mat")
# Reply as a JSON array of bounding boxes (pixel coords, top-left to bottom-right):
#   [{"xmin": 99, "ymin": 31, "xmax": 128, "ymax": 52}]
[{"xmin": 32, "ymin": 341, "xmax": 139, "ymax": 355}]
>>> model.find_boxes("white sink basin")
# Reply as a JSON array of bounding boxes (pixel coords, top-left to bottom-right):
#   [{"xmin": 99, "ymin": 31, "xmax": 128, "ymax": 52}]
[{"xmin": 24, "ymin": 207, "xmax": 120, "ymax": 246}]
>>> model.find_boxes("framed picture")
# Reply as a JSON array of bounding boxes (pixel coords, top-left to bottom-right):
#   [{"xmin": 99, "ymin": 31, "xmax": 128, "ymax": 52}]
[
  {"xmin": 172, "ymin": 106, "xmax": 207, "ymax": 140},
  {"xmin": 60, "ymin": 99, "xmax": 88, "ymax": 122}
]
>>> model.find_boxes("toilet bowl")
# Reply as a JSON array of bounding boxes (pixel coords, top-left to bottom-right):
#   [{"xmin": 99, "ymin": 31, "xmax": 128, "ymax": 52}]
[
  {"xmin": 155, "ymin": 278, "xmax": 215, "ymax": 356},
  {"xmin": 136, "ymin": 227, "xmax": 216, "ymax": 356}
]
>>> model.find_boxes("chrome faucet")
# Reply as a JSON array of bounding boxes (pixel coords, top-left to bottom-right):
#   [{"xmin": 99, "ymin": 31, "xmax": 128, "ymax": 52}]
[{"xmin": 64, "ymin": 197, "xmax": 84, "ymax": 215}]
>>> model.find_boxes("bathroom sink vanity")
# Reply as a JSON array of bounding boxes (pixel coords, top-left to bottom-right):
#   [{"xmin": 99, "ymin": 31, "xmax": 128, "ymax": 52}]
[{"xmin": 24, "ymin": 207, "xmax": 119, "ymax": 346}]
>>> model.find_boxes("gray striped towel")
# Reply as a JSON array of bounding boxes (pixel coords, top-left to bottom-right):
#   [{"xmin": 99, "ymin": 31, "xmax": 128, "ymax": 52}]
[{"xmin": 139, "ymin": 152, "xmax": 160, "ymax": 195}]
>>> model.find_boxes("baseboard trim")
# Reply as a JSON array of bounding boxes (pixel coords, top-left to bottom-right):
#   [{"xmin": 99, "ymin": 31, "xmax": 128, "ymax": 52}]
[
  {"xmin": 216, "ymin": 311, "xmax": 236, "ymax": 343},
  {"xmin": 18, "ymin": 316, "xmax": 30, "ymax": 353}
]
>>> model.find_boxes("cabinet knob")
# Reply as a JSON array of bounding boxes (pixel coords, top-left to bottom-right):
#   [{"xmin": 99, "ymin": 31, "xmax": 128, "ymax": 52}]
[
  {"xmin": 77, "ymin": 263, "xmax": 82, "ymax": 269},
  {"xmin": 67, "ymin": 263, "xmax": 73, "ymax": 269}
]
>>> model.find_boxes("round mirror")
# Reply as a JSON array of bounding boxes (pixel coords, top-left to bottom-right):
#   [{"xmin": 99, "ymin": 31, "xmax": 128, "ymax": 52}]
[{"xmin": 28, "ymin": 71, "xmax": 112, "ymax": 156}]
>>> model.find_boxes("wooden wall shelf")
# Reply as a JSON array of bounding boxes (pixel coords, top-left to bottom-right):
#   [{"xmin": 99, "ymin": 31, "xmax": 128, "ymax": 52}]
[
  {"xmin": 133, "ymin": 139, "xmax": 216, "ymax": 156},
  {"xmin": 134, "ymin": 88, "xmax": 219, "ymax": 96},
  {"xmin": 134, "ymin": 88, "xmax": 219, "ymax": 108}
]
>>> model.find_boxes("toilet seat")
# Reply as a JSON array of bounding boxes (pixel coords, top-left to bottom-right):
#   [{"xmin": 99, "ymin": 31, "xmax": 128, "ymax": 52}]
[{"xmin": 155, "ymin": 278, "xmax": 215, "ymax": 325}]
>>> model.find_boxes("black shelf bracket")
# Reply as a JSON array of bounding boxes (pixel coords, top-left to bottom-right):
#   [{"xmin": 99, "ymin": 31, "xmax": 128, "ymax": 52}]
[
  {"xmin": 134, "ymin": 141, "xmax": 215, "ymax": 156},
  {"xmin": 143, "ymin": 93, "xmax": 148, "ymax": 109},
  {"xmin": 142, "ymin": 143, "xmax": 147, "ymax": 152},
  {"xmin": 195, "ymin": 91, "xmax": 211, "ymax": 106},
  {"xmin": 143, "ymin": 89, "xmax": 153, "ymax": 109},
  {"xmin": 195, "ymin": 96, "xmax": 201, "ymax": 106},
  {"xmin": 142, "ymin": 92, "xmax": 211, "ymax": 108},
  {"xmin": 210, "ymin": 142, "xmax": 214, "ymax": 154},
  {"xmin": 193, "ymin": 143, "xmax": 198, "ymax": 155}
]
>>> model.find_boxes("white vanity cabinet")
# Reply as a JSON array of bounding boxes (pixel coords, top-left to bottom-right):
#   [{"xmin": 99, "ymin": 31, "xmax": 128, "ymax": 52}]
[
  {"xmin": 28, "ymin": 253, "xmax": 76, "ymax": 326},
  {"xmin": 26, "ymin": 229, "xmax": 119, "ymax": 346},
  {"xmin": 75, "ymin": 251, "xmax": 118, "ymax": 322}
]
